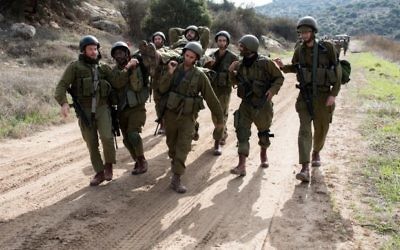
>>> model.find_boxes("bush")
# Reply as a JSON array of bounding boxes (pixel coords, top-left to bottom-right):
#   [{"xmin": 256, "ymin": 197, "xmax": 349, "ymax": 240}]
[{"xmin": 142, "ymin": 0, "xmax": 211, "ymax": 41}]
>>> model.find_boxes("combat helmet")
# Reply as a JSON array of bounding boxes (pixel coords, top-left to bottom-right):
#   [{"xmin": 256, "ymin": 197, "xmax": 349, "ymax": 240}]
[
  {"xmin": 238, "ymin": 34, "xmax": 259, "ymax": 52},
  {"xmin": 215, "ymin": 30, "xmax": 231, "ymax": 45},
  {"xmin": 297, "ymin": 16, "xmax": 318, "ymax": 33},
  {"xmin": 183, "ymin": 41, "xmax": 203, "ymax": 59},
  {"xmin": 184, "ymin": 25, "xmax": 200, "ymax": 41},
  {"xmin": 111, "ymin": 41, "xmax": 130, "ymax": 58},
  {"xmin": 79, "ymin": 35, "xmax": 100, "ymax": 52},
  {"xmin": 152, "ymin": 31, "xmax": 166, "ymax": 43}
]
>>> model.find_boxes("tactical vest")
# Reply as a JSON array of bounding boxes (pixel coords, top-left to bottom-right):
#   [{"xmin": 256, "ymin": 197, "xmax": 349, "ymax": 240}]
[
  {"xmin": 297, "ymin": 41, "xmax": 338, "ymax": 91},
  {"xmin": 211, "ymin": 50, "xmax": 235, "ymax": 88},
  {"xmin": 237, "ymin": 55, "xmax": 272, "ymax": 108},
  {"xmin": 118, "ymin": 67, "xmax": 149, "ymax": 111},
  {"xmin": 166, "ymin": 66, "xmax": 205, "ymax": 116},
  {"xmin": 70, "ymin": 61, "xmax": 112, "ymax": 107}
]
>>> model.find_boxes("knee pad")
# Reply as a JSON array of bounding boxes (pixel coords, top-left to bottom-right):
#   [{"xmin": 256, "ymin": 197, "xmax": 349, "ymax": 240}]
[
  {"xmin": 258, "ymin": 130, "xmax": 274, "ymax": 145},
  {"xmin": 128, "ymin": 131, "xmax": 142, "ymax": 147}
]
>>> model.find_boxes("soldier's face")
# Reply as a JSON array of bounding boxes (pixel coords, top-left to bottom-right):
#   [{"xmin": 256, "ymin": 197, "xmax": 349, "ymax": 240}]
[
  {"xmin": 238, "ymin": 43, "xmax": 252, "ymax": 57},
  {"xmin": 153, "ymin": 36, "xmax": 164, "ymax": 49},
  {"xmin": 183, "ymin": 50, "xmax": 197, "ymax": 66},
  {"xmin": 113, "ymin": 49, "xmax": 128, "ymax": 66},
  {"xmin": 84, "ymin": 45, "xmax": 98, "ymax": 59},
  {"xmin": 299, "ymin": 31, "xmax": 313, "ymax": 43},
  {"xmin": 185, "ymin": 30, "xmax": 197, "ymax": 41},
  {"xmin": 217, "ymin": 36, "xmax": 228, "ymax": 49}
]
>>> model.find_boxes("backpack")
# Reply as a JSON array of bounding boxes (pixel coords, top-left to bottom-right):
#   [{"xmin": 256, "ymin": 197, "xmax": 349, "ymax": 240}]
[{"xmin": 340, "ymin": 59, "xmax": 351, "ymax": 84}]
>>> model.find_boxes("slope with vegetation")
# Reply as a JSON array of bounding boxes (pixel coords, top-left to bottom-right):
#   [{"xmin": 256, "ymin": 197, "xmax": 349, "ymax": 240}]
[{"xmin": 256, "ymin": 0, "xmax": 400, "ymax": 40}]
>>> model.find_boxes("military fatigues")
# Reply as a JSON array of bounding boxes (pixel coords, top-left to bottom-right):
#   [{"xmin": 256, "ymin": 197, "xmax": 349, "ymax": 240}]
[
  {"xmin": 159, "ymin": 64, "xmax": 223, "ymax": 175},
  {"xmin": 282, "ymin": 40, "xmax": 341, "ymax": 164},
  {"xmin": 55, "ymin": 55, "xmax": 116, "ymax": 173},
  {"xmin": 208, "ymin": 49, "xmax": 238, "ymax": 140},
  {"xmin": 111, "ymin": 62, "xmax": 149, "ymax": 161},
  {"xmin": 231, "ymin": 55, "xmax": 284, "ymax": 156}
]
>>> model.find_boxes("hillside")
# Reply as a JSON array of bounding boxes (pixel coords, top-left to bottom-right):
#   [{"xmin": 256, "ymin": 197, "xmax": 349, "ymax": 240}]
[{"xmin": 256, "ymin": 0, "xmax": 400, "ymax": 40}]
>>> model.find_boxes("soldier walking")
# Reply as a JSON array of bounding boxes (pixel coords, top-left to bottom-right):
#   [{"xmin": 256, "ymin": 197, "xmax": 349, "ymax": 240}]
[
  {"xmin": 110, "ymin": 41, "xmax": 149, "ymax": 175},
  {"xmin": 159, "ymin": 42, "xmax": 224, "ymax": 193},
  {"xmin": 274, "ymin": 16, "xmax": 342, "ymax": 182},
  {"xmin": 55, "ymin": 35, "xmax": 116, "ymax": 186},
  {"xmin": 228, "ymin": 35, "xmax": 284, "ymax": 176},
  {"xmin": 204, "ymin": 31, "xmax": 238, "ymax": 155}
]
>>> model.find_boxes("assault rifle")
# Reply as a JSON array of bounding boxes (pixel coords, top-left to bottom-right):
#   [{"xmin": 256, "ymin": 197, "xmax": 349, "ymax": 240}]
[
  {"xmin": 67, "ymin": 87, "xmax": 91, "ymax": 127},
  {"xmin": 295, "ymin": 64, "xmax": 314, "ymax": 119},
  {"xmin": 110, "ymin": 104, "xmax": 120, "ymax": 149}
]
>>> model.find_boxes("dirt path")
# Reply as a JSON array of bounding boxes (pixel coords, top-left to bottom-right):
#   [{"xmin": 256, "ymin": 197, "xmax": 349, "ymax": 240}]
[{"xmin": 0, "ymin": 62, "xmax": 378, "ymax": 249}]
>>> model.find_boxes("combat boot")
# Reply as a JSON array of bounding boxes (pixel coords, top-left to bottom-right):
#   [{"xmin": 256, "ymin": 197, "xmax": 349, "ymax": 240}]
[
  {"xmin": 192, "ymin": 122, "xmax": 199, "ymax": 141},
  {"xmin": 311, "ymin": 151, "xmax": 321, "ymax": 167},
  {"xmin": 170, "ymin": 173, "xmax": 187, "ymax": 193},
  {"xmin": 104, "ymin": 163, "xmax": 113, "ymax": 181},
  {"xmin": 296, "ymin": 163, "xmax": 310, "ymax": 182},
  {"xmin": 158, "ymin": 120, "xmax": 165, "ymax": 135},
  {"xmin": 90, "ymin": 171, "xmax": 105, "ymax": 186},
  {"xmin": 259, "ymin": 147, "xmax": 269, "ymax": 168},
  {"xmin": 230, "ymin": 154, "xmax": 246, "ymax": 176},
  {"xmin": 213, "ymin": 140, "xmax": 222, "ymax": 156},
  {"xmin": 132, "ymin": 155, "xmax": 148, "ymax": 175}
]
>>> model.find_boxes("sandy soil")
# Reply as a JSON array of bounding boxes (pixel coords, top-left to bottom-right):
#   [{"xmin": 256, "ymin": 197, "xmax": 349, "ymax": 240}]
[{"xmin": 0, "ymin": 53, "xmax": 380, "ymax": 249}]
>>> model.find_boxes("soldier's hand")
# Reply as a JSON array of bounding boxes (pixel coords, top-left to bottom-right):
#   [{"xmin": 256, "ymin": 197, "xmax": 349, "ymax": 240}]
[
  {"xmin": 168, "ymin": 60, "xmax": 178, "ymax": 74},
  {"xmin": 273, "ymin": 58, "xmax": 284, "ymax": 68},
  {"xmin": 326, "ymin": 95, "xmax": 336, "ymax": 106},
  {"xmin": 61, "ymin": 103, "xmax": 70, "ymax": 118},
  {"xmin": 125, "ymin": 58, "xmax": 139, "ymax": 69},
  {"xmin": 265, "ymin": 90, "xmax": 275, "ymax": 101},
  {"xmin": 228, "ymin": 61, "xmax": 239, "ymax": 73}
]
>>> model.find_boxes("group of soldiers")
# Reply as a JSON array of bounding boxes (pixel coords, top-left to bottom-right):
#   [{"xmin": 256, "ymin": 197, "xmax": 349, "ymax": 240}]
[{"xmin": 55, "ymin": 15, "xmax": 342, "ymax": 193}]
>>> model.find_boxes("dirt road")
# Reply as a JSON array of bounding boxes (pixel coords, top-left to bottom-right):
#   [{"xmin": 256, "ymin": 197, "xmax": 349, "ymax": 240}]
[{"xmin": 0, "ymin": 69, "xmax": 377, "ymax": 249}]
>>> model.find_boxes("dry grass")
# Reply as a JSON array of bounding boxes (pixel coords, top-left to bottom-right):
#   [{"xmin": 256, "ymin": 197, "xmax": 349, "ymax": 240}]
[
  {"xmin": 362, "ymin": 35, "xmax": 400, "ymax": 62},
  {"xmin": 0, "ymin": 66, "xmax": 70, "ymax": 138}
]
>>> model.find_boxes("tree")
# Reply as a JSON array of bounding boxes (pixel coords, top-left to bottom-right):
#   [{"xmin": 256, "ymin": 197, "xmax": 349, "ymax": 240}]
[
  {"xmin": 142, "ymin": 0, "xmax": 211, "ymax": 40},
  {"xmin": 120, "ymin": 0, "xmax": 149, "ymax": 40}
]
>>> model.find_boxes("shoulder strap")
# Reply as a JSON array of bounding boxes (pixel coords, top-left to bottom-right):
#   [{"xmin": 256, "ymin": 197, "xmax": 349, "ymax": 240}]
[{"xmin": 312, "ymin": 39, "xmax": 319, "ymax": 98}]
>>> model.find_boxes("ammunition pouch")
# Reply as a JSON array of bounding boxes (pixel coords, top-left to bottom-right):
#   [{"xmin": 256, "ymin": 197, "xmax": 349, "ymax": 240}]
[
  {"xmin": 166, "ymin": 91, "xmax": 204, "ymax": 115},
  {"xmin": 126, "ymin": 87, "xmax": 149, "ymax": 108}
]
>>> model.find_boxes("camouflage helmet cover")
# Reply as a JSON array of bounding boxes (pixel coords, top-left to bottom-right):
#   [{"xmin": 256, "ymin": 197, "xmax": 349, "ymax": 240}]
[
  {"xmin": 297, "ymin": 16, "xmax": 318, "ymax": 33},
  {"xmin": 79, "ymin": 35, "xmax": 100, "ymax": 52},
  {"xmin": 238, "ymin": 34, "xmax": 259, "ymax": 52}
]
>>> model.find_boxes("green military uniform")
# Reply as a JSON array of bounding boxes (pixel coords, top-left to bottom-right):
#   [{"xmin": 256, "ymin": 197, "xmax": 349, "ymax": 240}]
[
  {"xmin": 231, "ymin": 55, "xmax": 284, "ymax": 157},
  {"xmin": 111, "ymin": 63, "xmax": 149, "ymax": 162},
  {"xmin": 55, "ymin": 54, "xmax": 116, "ymax": 173},
  {"xmin": 281, "ymin": 39, "xmax": 341, "ymax": 164},
  {"xmin": 159, "ymin": 64, "xmax": 223, "ymax": 176},
  {"xmin": 208, "ymin": 49, "xmax": 238, "ymax": 141}
]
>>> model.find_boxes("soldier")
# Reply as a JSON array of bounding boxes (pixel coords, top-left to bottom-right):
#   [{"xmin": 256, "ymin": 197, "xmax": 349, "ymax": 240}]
[
  {"xmin": 110, "ymin": 41, "xmax": 149, "ymax": 175},
  {"xmin": 204, "ymin": 31, "xmax": 238, "ymax": 155},
  {"xmin": 152, "ymin": 31, "xmax": 167, "ymax": 50},
  {"xmin": 151, "ymin": 31, "xmax": 169, "ymax": 134},
  {"xmin": 228, "ymin": 35, "xmax": 284, "ymax": 177},
  {"xmin": 159, "ymin": 42, "xmax": 224, "ymax": 193},
  {"xmin": 342, "ymin": 37, "xmax": 349, "ymax": 56},
  {"xmin": 55, "ymin": 35, "xmax": 116, "ymax": 186},
  {"xmin": 169, "ymin": 25, "xmax": 209, "ymax": 51},
  {"xmin": 274, "ymin": 16, "xmax": 342, "ymax": 182}
]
